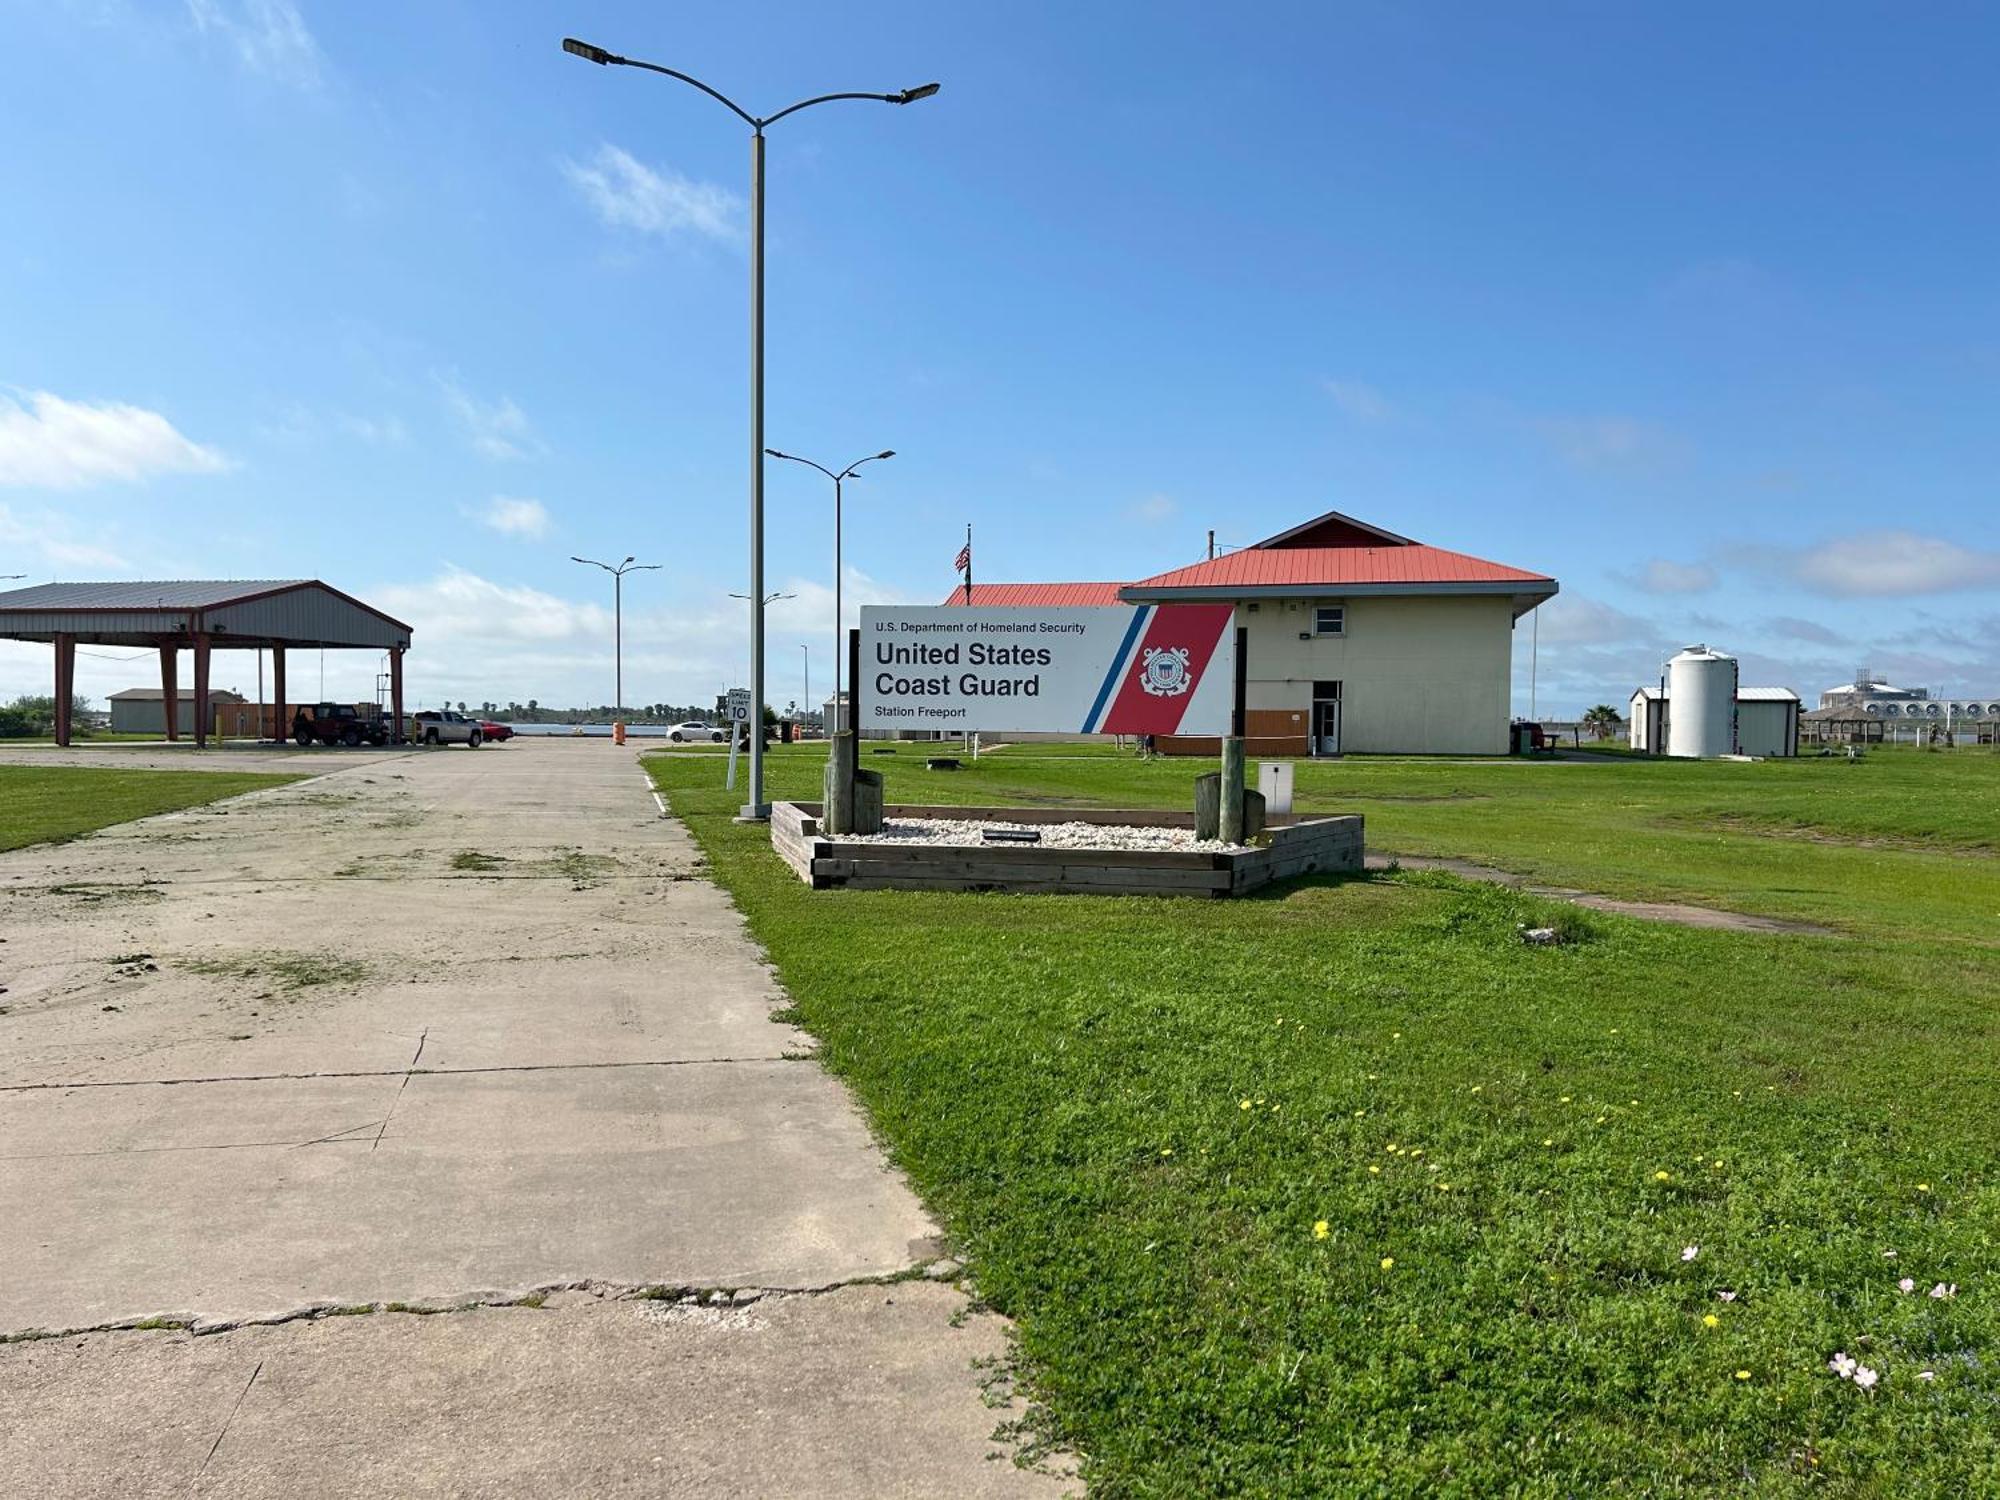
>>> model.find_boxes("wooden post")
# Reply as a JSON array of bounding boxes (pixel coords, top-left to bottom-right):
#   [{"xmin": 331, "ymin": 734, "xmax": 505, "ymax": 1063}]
[
  {"xmin": 159, "ymin": 643, "xmax": 180, "ymax": 742},
  {"xmin": 1220, "ymin": 624, "xmax": 1248, "ymax": 843},
  {"xmin": 191, "ymin": 633, "xmax": 211, "ymax": 749},
  {"xmin": 53, "ymin": 633, "xmax": 75, "ymax": 746},
  {"xmin": 271, "ymin": 647, "xmax": 287, "ymax": 741}
]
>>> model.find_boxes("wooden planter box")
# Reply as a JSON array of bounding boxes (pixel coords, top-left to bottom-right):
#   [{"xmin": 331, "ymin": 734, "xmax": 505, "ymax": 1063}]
[{"xmin": 770, "ymin": 802, "xmax": 1363, "ymax": 898}]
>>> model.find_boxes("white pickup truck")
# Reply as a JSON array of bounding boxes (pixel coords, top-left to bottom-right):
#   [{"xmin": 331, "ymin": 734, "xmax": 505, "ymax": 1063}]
[{"xmin": 409, "ymin": 710, "xmax": 483, "ymax": 747}]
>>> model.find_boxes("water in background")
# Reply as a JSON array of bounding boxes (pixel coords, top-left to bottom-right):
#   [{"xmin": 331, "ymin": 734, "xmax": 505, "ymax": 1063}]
[{"xmin": 504, "ymin": 723, "xmax": 694, "ymax": 738}]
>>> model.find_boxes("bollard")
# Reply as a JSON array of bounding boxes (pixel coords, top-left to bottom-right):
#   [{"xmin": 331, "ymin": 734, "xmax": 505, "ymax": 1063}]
[
  {"xmin": 852, "ymin": 767, "xmax": 885, "ymax": 835},
  {"xmin": 824, "ymin": 732, "xmax": 857, "ymax": 836},
  {"xmin": 1219, "ymin": 736, "xmax": 1247, "ymax": 844},
  {"xmin": 1193, "ymin": 772, "xmax": 1221, "ymax": 840}
]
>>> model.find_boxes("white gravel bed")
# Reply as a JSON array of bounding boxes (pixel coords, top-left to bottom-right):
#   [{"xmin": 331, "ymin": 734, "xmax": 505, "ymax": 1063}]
[{"xmin": 840, "ymin": 817, "xmax": 1246, "ymax": 853}]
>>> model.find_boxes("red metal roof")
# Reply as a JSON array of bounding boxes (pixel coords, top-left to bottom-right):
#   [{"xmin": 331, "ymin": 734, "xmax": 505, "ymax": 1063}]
[
  {"xmin": 942, "ymin": 582, "xmax": 1129, "ymax": 607},
  {"xmin": 1125, "ymin": 544, "xmax": 1554, "ymax": 594}
]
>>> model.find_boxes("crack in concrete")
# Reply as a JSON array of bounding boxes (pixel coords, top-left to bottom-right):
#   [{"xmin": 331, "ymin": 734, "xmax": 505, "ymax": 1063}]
[
  {"xmin": 0, "ymin": 1261, "xmax": 969, "ymax": 1347},
  {"xmin": 193, "ymin": 1358, "xmax": 262, "ymax": 1488},
  {"xmin": 371, "ymin": 1028, "xmax": 426, "ymax": 1151},
  {"xmin": 0, "ymin": 1054, "xmax": 805, "ymax": 1095}
]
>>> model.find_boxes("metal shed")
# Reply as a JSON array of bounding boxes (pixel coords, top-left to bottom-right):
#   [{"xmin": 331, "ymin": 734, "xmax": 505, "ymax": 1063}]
[{"xmin": 0, "ymin": 580, "xmax": 414, "ymax": 748}]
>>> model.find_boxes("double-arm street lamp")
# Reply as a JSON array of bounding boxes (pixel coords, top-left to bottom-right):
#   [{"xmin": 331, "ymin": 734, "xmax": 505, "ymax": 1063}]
[
  {"xmin": 572, "ymin": 554, "xmax": 660, "ymax": 716},
  {"xmin": 562, "ymin": 36, "xmax": 938, "ymax": 819},
  {"xmin": 765, "ymin": 447, "xmax": 893, "ymax": 729}
]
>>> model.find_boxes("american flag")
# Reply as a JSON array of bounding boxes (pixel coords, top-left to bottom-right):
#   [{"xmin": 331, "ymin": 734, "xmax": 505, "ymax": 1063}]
[{"xmin": 953, "ymin": 541, "xmax": 971, "ymax": 574}]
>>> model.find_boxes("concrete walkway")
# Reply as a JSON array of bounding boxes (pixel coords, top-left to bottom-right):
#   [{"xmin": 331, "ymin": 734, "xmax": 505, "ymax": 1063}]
[{"xmin": 0, "ymin": 740, "xmax": 1069, "ymax": 1497}]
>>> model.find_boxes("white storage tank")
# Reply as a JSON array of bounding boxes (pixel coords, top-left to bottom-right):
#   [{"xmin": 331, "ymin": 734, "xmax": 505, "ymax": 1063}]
[{"xmin": 1666, "ymin": 645, "xmax": 1738, "ymax": 758}]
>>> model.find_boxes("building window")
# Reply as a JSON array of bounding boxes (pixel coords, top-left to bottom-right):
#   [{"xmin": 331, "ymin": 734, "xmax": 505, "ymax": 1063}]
[{"xmin": 1313, "ymin": 605, "xmax": 1345, "ymax": 637}]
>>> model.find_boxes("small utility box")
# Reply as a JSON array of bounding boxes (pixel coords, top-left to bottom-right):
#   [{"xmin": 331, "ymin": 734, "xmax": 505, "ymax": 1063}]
[{"xmin": 1258, "ymin": 762, "xmax": 1294, "ymax": 815}]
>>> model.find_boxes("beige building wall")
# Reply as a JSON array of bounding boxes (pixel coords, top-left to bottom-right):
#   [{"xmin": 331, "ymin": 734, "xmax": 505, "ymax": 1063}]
[
  {"xmin": 1735, "ymin": 700, "xmax": 1797, "ymax": 758},
  {"xmin": 1239, "ymin": 594, "xmax": 1517, "ymax": 755}
]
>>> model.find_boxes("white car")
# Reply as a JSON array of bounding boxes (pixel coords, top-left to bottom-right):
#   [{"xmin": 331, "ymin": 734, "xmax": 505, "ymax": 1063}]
[{"xmin": 667, "ymin": 721, "xmax": 726, "ymax": 743}]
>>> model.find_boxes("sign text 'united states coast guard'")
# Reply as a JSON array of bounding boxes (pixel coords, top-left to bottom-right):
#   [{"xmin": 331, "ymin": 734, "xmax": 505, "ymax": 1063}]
[{"xmin": 859, "ymin": 605, "xmax": 1235, "ymax": 734}]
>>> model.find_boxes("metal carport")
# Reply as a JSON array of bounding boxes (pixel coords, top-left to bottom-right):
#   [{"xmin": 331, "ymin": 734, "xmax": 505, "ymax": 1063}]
[{"xmin": 0, "ymin": 580, "xmax": 414, "ymax": 748}]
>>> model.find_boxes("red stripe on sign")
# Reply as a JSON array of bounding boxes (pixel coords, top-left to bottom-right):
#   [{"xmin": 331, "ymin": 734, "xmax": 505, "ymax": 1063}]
[{"xmin": 1097, "ymin": 604, "xmax": 1234, "ymax": 735}]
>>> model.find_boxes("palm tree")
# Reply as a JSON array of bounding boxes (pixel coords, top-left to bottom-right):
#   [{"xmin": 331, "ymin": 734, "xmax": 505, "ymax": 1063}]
[{"xmin": 1582, "ymin": 704, "xmax": 1623, "ymax": 743}]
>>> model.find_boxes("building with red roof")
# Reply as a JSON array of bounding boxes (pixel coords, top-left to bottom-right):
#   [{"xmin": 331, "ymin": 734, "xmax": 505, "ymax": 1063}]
[{"xmin": 945, "ymin": 509, "xmax": 1556, "ymax": 755}]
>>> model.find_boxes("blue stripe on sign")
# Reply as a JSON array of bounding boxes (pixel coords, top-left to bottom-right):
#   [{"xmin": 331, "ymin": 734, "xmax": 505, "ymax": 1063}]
[{"xmin": 1082, "ymin": 605, "xmax": 1151, "ymax": 732}]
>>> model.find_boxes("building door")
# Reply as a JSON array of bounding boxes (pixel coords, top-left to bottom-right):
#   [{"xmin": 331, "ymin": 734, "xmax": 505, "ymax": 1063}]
[{"xmin": 1312, "ymin": 680, "xmax": 1342, "ymax": 756}]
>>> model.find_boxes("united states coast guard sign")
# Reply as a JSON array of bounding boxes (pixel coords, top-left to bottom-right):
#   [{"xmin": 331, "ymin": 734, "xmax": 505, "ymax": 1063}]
[{"xmin": 858, "ymin": 605, "xmax": 1235, "ymax": 735}]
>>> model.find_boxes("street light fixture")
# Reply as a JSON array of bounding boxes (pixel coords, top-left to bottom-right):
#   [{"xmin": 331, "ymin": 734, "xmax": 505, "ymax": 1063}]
[
  {"xmin": 766, "ymin": 447, "xmax": 894, "ymax": 728},
  {"xmin": 572, "ymin": 554, "xmax": 660, "ymax": 717},
  {"xmin": 562, "ymin": 38, "xmax": 936, "ymax": 818}
]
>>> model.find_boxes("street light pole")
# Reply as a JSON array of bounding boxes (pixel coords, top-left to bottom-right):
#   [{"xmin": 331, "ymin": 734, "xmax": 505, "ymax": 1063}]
[
  {"xmin": 573, "ymin": 555, "xmax": 660, "ymax": 716},
  {"xmin": 562, "ymin": 37, "xmax": 937, "ymax": 818},
  {"xmin": 766, "ymin": 448, "xmax": 893, "ymax": 728},
  {"xmin": 801, "ymin": 643, "xmax": 810, "ymax": 729}
]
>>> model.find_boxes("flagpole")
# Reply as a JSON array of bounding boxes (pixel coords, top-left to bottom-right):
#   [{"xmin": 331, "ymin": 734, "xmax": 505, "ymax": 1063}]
[{"xmin": 963, "ymin": 523, "xmax": 972, "ymax": 604}]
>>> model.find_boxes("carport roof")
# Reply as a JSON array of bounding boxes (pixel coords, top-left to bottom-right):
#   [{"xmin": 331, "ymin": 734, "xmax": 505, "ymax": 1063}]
[
  {"xmin": 0, "ymin": 578, "xmax": 413, "ymax": 650},
  {"xmin": 1, "ymin": 579, "xmax": 312, "ymax": 610}
]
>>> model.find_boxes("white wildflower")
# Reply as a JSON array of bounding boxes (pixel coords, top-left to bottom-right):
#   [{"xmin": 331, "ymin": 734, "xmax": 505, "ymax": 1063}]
[
  {"xmin": 1681, "ymin": 1245, "xmax": 1700, "ymax": 1262},
  {"xmin": 1930, "ymin": 1282, "xmax": 1958, "ymax": 1300},
  {"xmin": 1829, "ymin": 1352, "xmax": 1857, "ymax": 1379},
  {"xmin": 1899, "ymin": 1278, "xmax": 1916, "ymax": 1294},
  {"xmin": 1853, "ymin": 1365, "xmax": 1880, "ymax": 1391}
]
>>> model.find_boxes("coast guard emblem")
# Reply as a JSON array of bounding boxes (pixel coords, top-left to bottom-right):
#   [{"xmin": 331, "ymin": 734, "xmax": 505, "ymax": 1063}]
[{"xmin": 1139, "ymin": 645, "xmax": 1192, "ymax": 698}]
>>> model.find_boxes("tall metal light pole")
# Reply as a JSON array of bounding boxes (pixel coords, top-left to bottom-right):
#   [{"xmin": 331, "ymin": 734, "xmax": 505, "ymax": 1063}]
[
  {"xmin": 766, "ymin": 448, "xmax": 893, "ymax": 728},
  {"xmin": 572, "ymin": 554, "xmax": 661, "ymax": 715},
  {"xmin": 800, "ymin": 643, "xmax": 810, "ymax": 728},
  {"xmin": 562, "ymin": 37, "xmax": 938, "ymax": 819}
]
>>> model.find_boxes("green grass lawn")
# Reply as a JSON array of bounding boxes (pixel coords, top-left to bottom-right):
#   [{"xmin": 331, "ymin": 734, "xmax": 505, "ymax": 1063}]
[
  {"xmin": 650, "ymin": 745, "xmax": 2000, "ymax": 1495},
  {"xmin": 0, "ymin": 765, "xmax": 303, "ymax": 851}
]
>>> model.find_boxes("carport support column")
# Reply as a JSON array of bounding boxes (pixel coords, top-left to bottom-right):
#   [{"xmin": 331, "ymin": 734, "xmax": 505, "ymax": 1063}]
[
  {"xmin": 53, "ymin": 633, "xmax": 76, "ymax": 746},
  {"xmin": 191, "ymin": 633, "xmax": 212, "ymax": 750},
  {"xmin": 159, "ymin": 644, "xmax": 180, "ymax": 742},
  {"xmin": 390, "ymin": 647, "xmax": 405, "ymax": 744},
  {"xmin": 270, "ymin": 647, "xmax": 286, "ymax": 741}
]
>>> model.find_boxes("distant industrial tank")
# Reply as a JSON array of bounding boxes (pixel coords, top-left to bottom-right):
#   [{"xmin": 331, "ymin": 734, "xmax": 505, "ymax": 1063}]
[{"xmin": 1666, "ymin": 645, "xmax": 1738, "ymax": 758}]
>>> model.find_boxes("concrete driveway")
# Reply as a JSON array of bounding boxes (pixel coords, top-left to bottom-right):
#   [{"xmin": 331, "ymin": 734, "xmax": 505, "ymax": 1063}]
[{"xmin": 0, "ymin": 739, "xmax": 1070, "ymax": 1497}]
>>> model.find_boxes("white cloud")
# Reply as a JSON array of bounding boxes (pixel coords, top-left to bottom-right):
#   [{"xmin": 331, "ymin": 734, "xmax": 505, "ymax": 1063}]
[
  {"xmin": 339, "ymin": 413, "xmax": 408, "ymax": 445},
  {"xmin": 477, "ymin": 496, "xmax": 550, "ymax": 540},
  {"xmin": 563, "ymin": 144, "xmax": 742, "ymax": 246},
  {"xmin": 0, "ymin": 502, "xmax": 131, "ymax": 574},
  {"xmin": 1763, "ymin": 615, "xmax": 1846, "ymax": 647},
  {"xmin": 186, "ymin": 0, "xmax": 323, "ymax": 88},
  {"xmin": 437, "ymin": 376, "xmax": 541, "ymax": 461},
  {"xmin": 1625, "ymin": 558, "xmax": 1717, "ymax": 595},
  {"xmin": 1321, "ymin": 379, "xmax": 1395, "ymax": 423},
  {"xmin": 1790, "ymin": 531, "xmax": 2000, "ymax": 597},
  {"xmin": 1125, "ymin": 493, "xmax": 1177, "ymax": 524},
  {"xmin": 1536, "ymin": 416, "xmax": 1684, "ymax": 474},
  {"xmin": 361, "ymin": 562, "xmax": 922, "ymax": 709},
  {"xmin": 0, "ymin": 390, "xmax": 231, "ymax": 490},
  {"xmin": 1530, "ymin": 594, "xmax": 1656, "ymax": 647}
]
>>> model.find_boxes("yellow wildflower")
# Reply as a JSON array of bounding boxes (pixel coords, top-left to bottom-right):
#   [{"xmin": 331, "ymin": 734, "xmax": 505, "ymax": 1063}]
[
  {"xmin": 1654, "ymin": 1171, "xmax": 1672, "ymax": 1182},
  {"xmin": 1702, "ymin": 1314, "xmax": 1720, "ymax": 1328},
  {"xmin": 1380, "ymin": 1257, "xmax": 1395, "ymax": 1270},
  {"xmin": 1313, "ymin": 1220, "xmax": 1330, "ymax": 1240}
]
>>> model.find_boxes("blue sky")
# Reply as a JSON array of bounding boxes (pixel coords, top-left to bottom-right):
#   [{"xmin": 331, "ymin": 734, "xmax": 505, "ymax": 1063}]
[{"xmin": 3, "ymin": 0, "xmax": 1996, "ymax": 715}]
